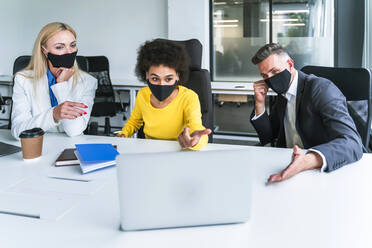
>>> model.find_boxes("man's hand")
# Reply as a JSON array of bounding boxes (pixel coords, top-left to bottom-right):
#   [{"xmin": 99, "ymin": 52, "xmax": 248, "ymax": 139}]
[
  {"xmin": 178, "ymin": 127, "xmax": 211, "ymax": 149},
  {"xmin": 268, "ymin": 145, "xmax": 323, "ymax": 183},
  {"xmin": 253, "ymin": 80, "xmax": 268, "ymax": 116},
  {"xmin": 56, "ymin": 68, "xmax": 75, "ymax": 83},
  {"xmin": 53, "ymin": 101, "xmax": 87, "ymax": 122}
]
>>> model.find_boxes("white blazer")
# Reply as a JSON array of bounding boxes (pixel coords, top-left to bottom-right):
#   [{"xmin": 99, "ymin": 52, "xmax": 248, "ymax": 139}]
[{"xmin": 11, "ymin": 70, "xmax": 97, "ymax": 140}]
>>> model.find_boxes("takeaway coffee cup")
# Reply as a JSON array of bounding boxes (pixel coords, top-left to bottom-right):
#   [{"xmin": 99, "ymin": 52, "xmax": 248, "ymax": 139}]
[{"xmin": 19, "ymin": 128, "xmax": 45, "ymax": 159}]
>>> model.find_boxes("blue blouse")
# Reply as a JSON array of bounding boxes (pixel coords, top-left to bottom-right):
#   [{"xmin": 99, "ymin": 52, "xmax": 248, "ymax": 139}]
[{"xmin": 46, "ymin": 69, "xmax": 58, "ymax": 107}]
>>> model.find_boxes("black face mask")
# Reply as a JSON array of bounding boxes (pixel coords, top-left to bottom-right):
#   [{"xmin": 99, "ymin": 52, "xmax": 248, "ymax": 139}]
[
  {"xmin": 147, "ymin": 80, "xmax": 178, "ymax": 102},
  {"xmin": 264, "ymin": 69, "xmax": 292, "ymax": 94},
  {"xmin": 47, "ymin": 51, "xmax": 77, "ymax": 68}
]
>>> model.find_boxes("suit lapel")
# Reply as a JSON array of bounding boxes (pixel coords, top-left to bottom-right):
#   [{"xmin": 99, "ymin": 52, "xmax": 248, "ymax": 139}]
[
  {"xmin": 295, "ymin": 70, "xmax": 306, "ymax": 147},
  {"xmin": 36, "ymin": 74, "xmax": 52, "ymax": 109},
  {"xmin": 296, "ymin": 71, "xmax": 306, "ymax": 116}
]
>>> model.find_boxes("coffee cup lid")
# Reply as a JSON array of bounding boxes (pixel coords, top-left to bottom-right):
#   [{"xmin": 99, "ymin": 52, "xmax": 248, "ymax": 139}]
[{"xmin": 19, "ymin": 128, "xmax": 45, "ymax": 138}]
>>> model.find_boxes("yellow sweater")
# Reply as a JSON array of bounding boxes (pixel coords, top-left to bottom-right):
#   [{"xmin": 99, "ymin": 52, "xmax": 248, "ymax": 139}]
[{"xmin": 119, "ymin": 85, "xmax": 208, "ymax": 150}]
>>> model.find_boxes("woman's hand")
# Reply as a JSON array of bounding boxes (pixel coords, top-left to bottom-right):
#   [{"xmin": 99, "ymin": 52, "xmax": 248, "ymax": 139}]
[
  {"xmin": 53, "ymin": 101, "xmax": 87, "ymax": 122},
  {"xmin": 178, "ymin": 127, "xmax": 211, "ymax": 149},
  {"xmin": 56, "ymin": 67, "xmax": 75, "ymax": 83},
  {"xmin": 116, "ymin": 133, "xmax": 126, "ymax": 138}
]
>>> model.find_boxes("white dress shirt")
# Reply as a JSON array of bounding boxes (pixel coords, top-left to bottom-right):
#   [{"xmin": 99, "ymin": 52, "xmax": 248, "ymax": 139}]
[
  {"xmin": 252, "ymin": 70, "xmax": 327, "ymax": 172},
  {"xmin": 283, "ymin": 71, "xmax": 303, "ymax": 148}
]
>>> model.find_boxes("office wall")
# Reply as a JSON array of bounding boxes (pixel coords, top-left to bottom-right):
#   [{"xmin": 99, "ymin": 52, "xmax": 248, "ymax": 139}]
[
  {"xmin": 0, "ymin": 0, "xmax": 168, "ymax": 80},
  {"xmin": 168, "ymin": 0, "xmax": 210, "ymax": 70}
]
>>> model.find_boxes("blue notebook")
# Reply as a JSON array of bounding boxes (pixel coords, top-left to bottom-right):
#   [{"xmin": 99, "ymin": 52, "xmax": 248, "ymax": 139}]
[
  {"xmin": 74, "ymin": 150, "xmax": 116, "ymax": 174},
  {"xmin": 75, "ymin": 144, "xmax": 119, "ymax": 163}
]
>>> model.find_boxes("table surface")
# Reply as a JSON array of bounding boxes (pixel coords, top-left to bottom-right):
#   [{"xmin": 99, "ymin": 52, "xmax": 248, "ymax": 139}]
[
  {"xmin": 111, "ymin": 80, "xmax": 255, "ymax": 91},
  {"xmin": 2, "ymin": 76, "xmax": 271, "ymax": 95},
  {"xmin": 0, "ymin": 75, "xmax": 13, "ymax": 85},
  {"xmin": 112, "ymin": 80, "xmax": 276, "ymax": 95},
  {"xmin": 111, "ymin": 80, "xmax": 256, "ymax": 90},
  {"xmin": 0, "ymin": 129, "xmax": 371, "ymax": 248}
]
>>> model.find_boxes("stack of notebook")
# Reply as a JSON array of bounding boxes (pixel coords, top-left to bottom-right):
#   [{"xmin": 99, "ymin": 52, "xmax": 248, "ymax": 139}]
[
  {"xmin": 55, "ymin": 148, "xmax": 80, "ymax": 166},
  {"xmin": 74, "ymin": 144, "xmax": 119, "ymax": 174}
]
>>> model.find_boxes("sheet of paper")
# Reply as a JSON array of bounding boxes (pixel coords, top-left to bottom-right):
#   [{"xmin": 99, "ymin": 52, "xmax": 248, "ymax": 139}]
[
  {"xmin": 0, "ymin": 192, "xmax": 82, "ymax": 220},
  {"xmin": 0, "ymin": 166, "xmax": 31, "ymax": 191},
  {"xmin": 6, "ymin": 174, "xmax": 108, "ymax": 197},
  {"xmin": 45, "ymin": 164, "xmax": 116, "ymax": 181}
]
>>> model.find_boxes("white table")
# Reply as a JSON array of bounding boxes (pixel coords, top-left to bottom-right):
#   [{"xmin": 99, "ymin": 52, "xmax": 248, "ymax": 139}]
[
  {"xmin": 112, "ymin": 80, "xmax": 275, "ymax": 113},
  {"xmin": 0, "ymin": 75, "xmax": 12, "ymax": 85},
  {"xmin": 211, "ymin": 81, "xmax": 275, "ymax": 96},
  {"xmin": 0, "ymin": 129, "xmax": 371, "ymax": 248},
  {"xmin": 0, "ymin": 76, "xmax": 13, "ymax": 127},
  {"xmin": 112, "ymin": 80, "xmax": 146, "ymax": 113}
]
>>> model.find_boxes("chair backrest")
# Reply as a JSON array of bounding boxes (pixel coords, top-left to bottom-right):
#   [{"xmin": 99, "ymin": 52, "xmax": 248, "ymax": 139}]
[
  {"xmin": 86, "ymin": 56, "xmax": 116, "ymax": 117},
  {"xmin": 76, "ymin": 56, "xmax": 89, "ymax": 72},
  {"xmin": 8, "ymin": 56, "xmax": 32, "ymax": 129},
  {"xmin": 13, "ymin": 56, "xmax": 31, "ymax": 74},
  {"xmin": 301, "ymin": 65, "xmax": 372, "ymax": 150},
  {"xmin": 172, "ymin": 39, "xmax": 202, "ymax": 70},
  {"xmin": 167, "ymin": 39, "xmax": 214, "ymax": 141}
]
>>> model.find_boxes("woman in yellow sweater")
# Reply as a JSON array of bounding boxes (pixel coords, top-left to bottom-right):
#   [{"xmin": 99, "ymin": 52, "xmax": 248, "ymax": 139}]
[{"xmin": 117, "ymin": 39, "xmax": 211, "ymax": 150}]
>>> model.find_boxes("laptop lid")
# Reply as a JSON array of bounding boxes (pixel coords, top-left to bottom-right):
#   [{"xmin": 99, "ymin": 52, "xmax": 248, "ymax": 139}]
[
  {"xmin": 0, "ymin": 142, "xmax": 22, "ymax": 157},
  {"xmin": 116, "ymin": 149, "xmax": 253, "ymax": 231}
]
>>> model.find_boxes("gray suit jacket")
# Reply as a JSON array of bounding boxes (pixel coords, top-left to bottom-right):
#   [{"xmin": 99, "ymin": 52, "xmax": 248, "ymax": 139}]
[{"xmin": 251, "ymin": 70, "xmax": 363, "ymax": 172}]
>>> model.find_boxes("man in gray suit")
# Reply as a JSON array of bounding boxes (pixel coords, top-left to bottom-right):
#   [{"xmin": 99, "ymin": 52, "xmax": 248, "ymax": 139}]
[{"xmin": 250, "ymin": 43, "xmax": 363, "ymax": 183}]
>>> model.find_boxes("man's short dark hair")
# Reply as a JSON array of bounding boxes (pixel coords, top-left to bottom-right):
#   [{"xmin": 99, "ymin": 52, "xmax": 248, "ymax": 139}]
[{"xmin": 251, "ymin": 43, "xmax": 289, "ymax": 65}]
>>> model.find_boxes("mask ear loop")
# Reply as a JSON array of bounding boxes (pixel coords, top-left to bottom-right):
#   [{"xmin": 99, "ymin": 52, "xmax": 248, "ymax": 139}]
[
  {"xmin": 175, "ymin": 72, "xmax": 181, "ymax": 85},
  {"xmin": 41, "ymin": 46, "xmax": 49, "ymax": 58}
]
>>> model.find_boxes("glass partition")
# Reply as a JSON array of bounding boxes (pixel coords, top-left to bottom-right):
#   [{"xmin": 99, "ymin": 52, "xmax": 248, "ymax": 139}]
[{"xmin": 211, "ymin": 0, "xmax": 334, "ymax": 82}]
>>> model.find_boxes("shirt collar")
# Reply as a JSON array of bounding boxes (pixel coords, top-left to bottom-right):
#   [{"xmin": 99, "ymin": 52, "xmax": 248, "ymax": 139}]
[
  {"xmin": 282, "ymin": 69, "xmax": 298, "ymax": 100},
  {"xmin": 46, "ymin": 69, "xmax": 55, "ymax": 83}
]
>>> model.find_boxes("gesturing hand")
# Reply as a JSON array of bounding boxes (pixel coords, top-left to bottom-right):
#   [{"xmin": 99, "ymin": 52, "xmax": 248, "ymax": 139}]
[
  {"xmin": 178, "ymin": 127, "xmax": 212, "ymax": 149},
  {"xmin": 53, "ymin": 101, "xmax": 88, "ymax": 122},
  {"xmin": 267, "ymin": 145, "xmax": 323, "ymax": 183},
  {"xmin": 56, "ymin": 67, "xmax": 75, "ymax": 83},
  {"xmin": 253, "ymin": 80, "xmax": 268, "ymax": 116}
]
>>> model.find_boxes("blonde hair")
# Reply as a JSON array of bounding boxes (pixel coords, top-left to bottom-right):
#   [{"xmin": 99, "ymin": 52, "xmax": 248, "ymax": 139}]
[{"xmin": 20, "ymin": 22, "xmax": 81, "ymax": 86}]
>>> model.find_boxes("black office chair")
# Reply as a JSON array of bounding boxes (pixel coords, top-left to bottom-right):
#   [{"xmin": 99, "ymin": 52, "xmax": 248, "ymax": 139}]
[
  {"xmin": 85, "ymin": 56, "xmax": 117, "ymax": 135},
  {"xmin": 76, "ymin": 56, "xmax": 89, "ymax": 72},
  {"xmin": 8, "ymin": 55, "xmax": 89, "ymax": 129},
  {"xmin": 173, "ymin": 39, "xmax": 214, "ymax": 140},
  {"xmin": 13, "ymin": 56, "xmax": 31, "ymax": 76},
  {"xmin": 301, "ymin": 65, "xmax": 372, "ymax": 152},
  {"xmin": 7, "ymin": 56, "xmax": 33, "ymax": 129}
]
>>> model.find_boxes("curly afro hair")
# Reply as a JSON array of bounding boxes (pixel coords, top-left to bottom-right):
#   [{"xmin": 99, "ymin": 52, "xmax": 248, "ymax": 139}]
[{"xmin": 135, "ymin": 39, "xmax": 190, "ymax": 83}]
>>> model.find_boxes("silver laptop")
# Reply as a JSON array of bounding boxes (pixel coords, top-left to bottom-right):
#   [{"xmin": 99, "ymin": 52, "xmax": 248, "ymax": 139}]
[{"xmin": 116, "ymin": 149, "xmax": 253, "ymax": 231}]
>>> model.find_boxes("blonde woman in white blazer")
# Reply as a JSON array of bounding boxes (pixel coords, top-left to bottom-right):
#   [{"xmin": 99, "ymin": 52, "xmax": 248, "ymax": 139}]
[{"xmin": 11, "ymin": 22, "xmax": 97, "ymax": 139}]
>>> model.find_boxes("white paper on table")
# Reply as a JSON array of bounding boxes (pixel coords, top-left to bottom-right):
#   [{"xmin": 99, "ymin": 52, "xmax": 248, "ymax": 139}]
[
  {"xmin": 6, "ymin": 174, "xmax": 108, "ymax": 197},
  {"xmin": 0, "ymin": 192, "xmax": 82, "ymax": 220},
  {"xmin": 45, "ymin": 163, "xmax": 116, "ymax": 181}
]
